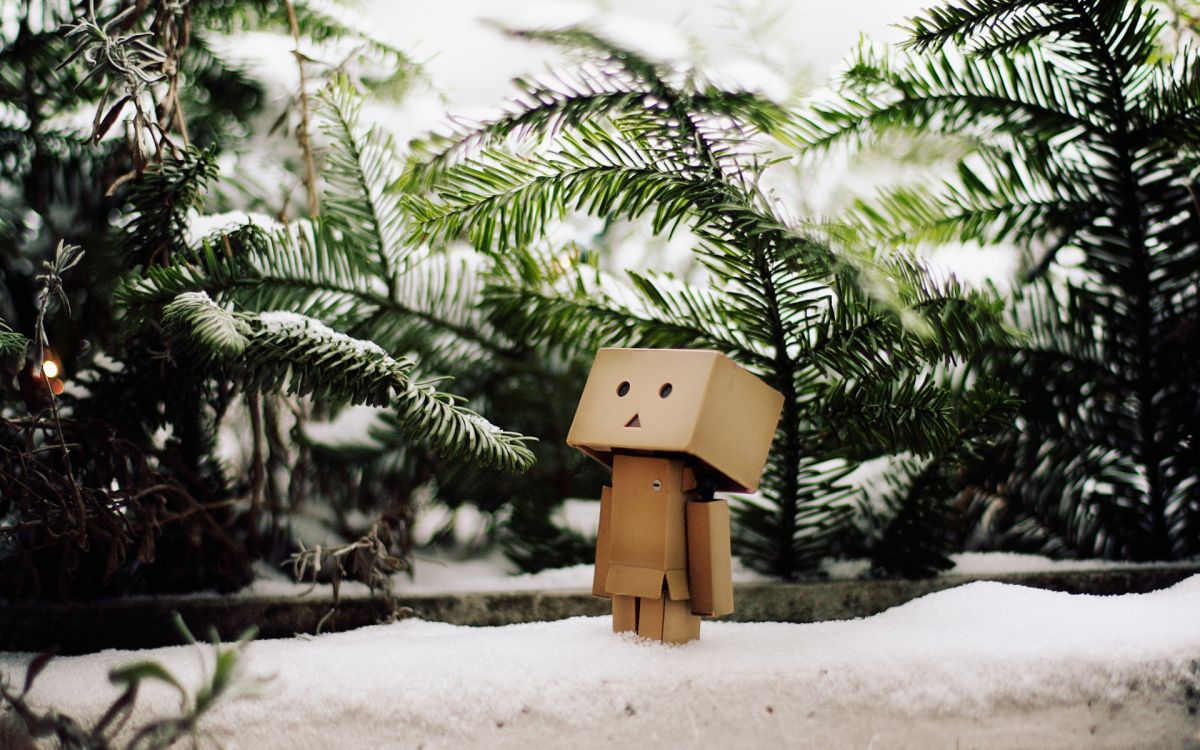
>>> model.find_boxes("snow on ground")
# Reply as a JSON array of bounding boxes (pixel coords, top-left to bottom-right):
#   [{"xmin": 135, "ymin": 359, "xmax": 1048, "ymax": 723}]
[
  {"xmin": 393, "ymin": 549, "xmax": 1169, "ymax": 596},
  {"xmin": 237, "ymin": 547, "xmax": 767, "ymax": 599},
  {"xmin": 226, "ymin": 548, "xmax": 1200, "ymax": 601},
  {"xmin": 3, "ymin": 576, "xmax": 1199, "ymax": 749},
  {"xmin": 822, "ymin": 552, "xmax": 1200, "ymax": 582},
  {"xmin": 947, "ymin": 552, "xmax": 1200, "ymax": 576}
]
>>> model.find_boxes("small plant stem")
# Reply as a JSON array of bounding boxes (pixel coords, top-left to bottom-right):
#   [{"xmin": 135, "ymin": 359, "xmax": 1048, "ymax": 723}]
[
  {"xmin": 32, "ymin": 250, "xmax": 87, "ymax": 547},
  {"xmin": 156, "ymin": 0, "xmax": 191, "ymax": 150},
  {"xmin": 247, "ymin": 391, "xmax": 266, "ymax": 553},
  {"xmin": 44, "ymin": 391, "xmax": 86, "ymax": 548},
  {"xmin": 285, "ymin": 0, "xmax": 320, "ymax": 218}
]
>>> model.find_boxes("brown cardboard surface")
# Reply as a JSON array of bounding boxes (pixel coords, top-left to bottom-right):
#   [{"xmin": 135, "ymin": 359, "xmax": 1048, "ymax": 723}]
[
  {"xmin": 690, "ymin": 354, "xmax": 784, "ymax": 491},
  {"xmin": 567, "ymin": 348, "xmax": 783, "ymax": 491},
  {"xmin": 569, "ymin": 348, "xmax": 782, "ymax": 642},
  {"xmin": 662, "ymin": 597, "xmax": 701, "ymax": 643},
  {"xmin": 638, "ymin": 596, "xmax": 665, "ymax": 640},
  {"xmin": 604, "ymin": 455, "xmax": 688, "ymax": 598},
  {"xmin": 568, "ymin": 349, "xmax": 710, "ymax": 459},
  {"xmin": 607, "ymin": 565, "xmax": 672, "ymax": 599},
  {"xmin": 612, "ymin": 595, "xmax": 636, "ymax": 633},
  {"xmin": 664, "ymin": 570, "xmax": 690, "ymax": 601},
  {"xmin": 592, "ymin": 486, "xmax": 613, "ymax": 598},
  {"xmin": 687, "ymin": 499, "xmax": 735, "ymax": 617}
]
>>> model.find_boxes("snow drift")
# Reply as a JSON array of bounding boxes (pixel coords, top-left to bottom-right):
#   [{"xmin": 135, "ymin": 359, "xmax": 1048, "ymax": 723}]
[{"xmin": 3, "ymin": 576, "xmax": 1199, "ymax": 749}]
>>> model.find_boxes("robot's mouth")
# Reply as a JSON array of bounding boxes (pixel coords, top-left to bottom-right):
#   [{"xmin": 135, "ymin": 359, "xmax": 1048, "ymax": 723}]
[{"xmin": 624, "ymin": 414, "xmax": 641, "ymax": 428}]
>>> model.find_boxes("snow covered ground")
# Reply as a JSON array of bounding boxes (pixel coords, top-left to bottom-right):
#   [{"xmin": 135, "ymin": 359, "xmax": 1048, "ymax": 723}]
[
  {"xmin": 276, "ymin": 546, "xmax": 1198, "ymax": 598},
  {"xmin": 4, "ymin": 575, "xmax": 1198, "ymax": 749}
]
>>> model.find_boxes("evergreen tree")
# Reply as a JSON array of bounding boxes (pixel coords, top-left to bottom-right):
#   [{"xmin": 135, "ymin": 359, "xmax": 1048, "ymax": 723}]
[
  {"xmin": 0, "ymin": 2, "xmax": 531, "ymax": 598},
  {"xmin": 119, "ymin": 77, "xmax": 535, "ymax": 474},
  {"xmin": 407, "ymin": 27, "xmax": 1016, "ymax": 579},
  {"xmin": 793, "ymin": 0, "xmax": 1200, "ymax": 560}
]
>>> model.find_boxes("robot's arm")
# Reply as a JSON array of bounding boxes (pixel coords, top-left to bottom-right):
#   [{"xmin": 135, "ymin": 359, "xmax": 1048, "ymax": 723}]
[
  {"xmin": 591, "ymin": 485, "xmax": 613, "ymax": 598},
  {"xmin": 686, "ymin": 497, "xmax": 734, "ymax": 616}
]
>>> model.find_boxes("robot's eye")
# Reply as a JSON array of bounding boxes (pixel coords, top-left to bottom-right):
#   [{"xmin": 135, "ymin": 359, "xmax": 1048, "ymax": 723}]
[
  {"xmin": 617, "ymin": 381, "xmax": 630, "ymax": 397},
  {"xmin": 659, "ymin": 383, "xmax": 673, "ymax": 398}
]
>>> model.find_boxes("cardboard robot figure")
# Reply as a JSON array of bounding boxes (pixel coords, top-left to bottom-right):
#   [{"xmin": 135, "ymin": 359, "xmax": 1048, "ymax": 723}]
[{"xmin": 567, "ymin": 348, "xmax": 784, "ymax": 643}]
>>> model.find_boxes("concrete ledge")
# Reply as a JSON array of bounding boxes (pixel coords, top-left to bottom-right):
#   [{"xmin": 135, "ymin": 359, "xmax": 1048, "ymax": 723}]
[
  {"xmin": 728, "ymin": 565, "xmax": 1200, "ymax": 623},
  {"xmin": 2, "ymin": 564, "xmax": 1196, "ymax": 654}
]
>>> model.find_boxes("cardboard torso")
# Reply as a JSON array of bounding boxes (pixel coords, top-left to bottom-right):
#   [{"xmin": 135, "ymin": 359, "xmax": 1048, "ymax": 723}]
[{"xmin": 604, "ymin": 454, "xmax": 694, "ymax": 601}]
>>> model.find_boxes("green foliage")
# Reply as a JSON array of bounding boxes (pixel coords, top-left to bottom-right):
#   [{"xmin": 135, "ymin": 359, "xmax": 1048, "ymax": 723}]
[
  {"xmin": 0, "ymin": 2, "xmax": 493, "ymax": 599},
  {"xmin": 193, "ymin": 0, "xmax": 424, "ymax": 97},
  {"xmin": 0, "ymin": 616, "xmax": 258, "ymax": 750},
  {"xmin": 160, "ymin": 291, "xmax": 534, "ymax": 472},
  {"xmin": 177, "ymin": 35, "xmax": 263, "ymax": 150},
  {"xmin": 795, "ymin": 0, "xmax": 1200, "ymax": 560},
  {"xmin": 0, "ymin": 317, "xmax": 26, "ymax": 365},
  {"xmin": 853, "ymin": 373, "xmax": 1018, "ymax": 575},
  {"xmin": 420, "ymin": 352, "xmax": 606, "ymax": 573},
  {"xmin": 315, "ymin": 74, "xmax": 408, "ymax": 284},
  {"xmin": 409, "ymin": 26, "xmax": 1016, "ymax": 578},
  {"xmin": 123, "ymin": 148, "xmax": 221, "ymax": 266},
  {"xmin": 120, "ymin": 77, "xmax": 535, "ymax": 474},
  {"xmin": 0, "ymin": 0, "xmax": 272, "ymax": 366},
  {"xmin": 2, "ymin": 156, "xmax": 250, "ymax": 598}
]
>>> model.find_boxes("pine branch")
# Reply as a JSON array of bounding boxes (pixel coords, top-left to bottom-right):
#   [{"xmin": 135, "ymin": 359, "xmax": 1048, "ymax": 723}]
[
  {"xmin": 483, "ymin": 271, "xmax": 768, "ymax": 368},
  {"xmin": 902, "ymin": 0, "xmax": 1060, "ymax": 53},
  {"xmin": 348, "ymin": 251, "xmax": 520, "ymax": 375},
  {"xmin": 795, "ymin": 258, "xmax": 1008, "ymax": 382},
  {"xmin": 813, "ymin": 0, "xmax": 1200, "ymax": 561},
  {"xmin": 404, "ymin": 70, "xmax": 648, "ymax": 186},
  {"xmin": 406, "ymin": 123, "xmax": 687, "ymax": 251},
  {"xmin": 864, "ymin": 377, "xmax": 1018, "ymax": 577},
  {"xmin": 410, "ymin": 119, "xmax": 844, "ymax": 289},
  {"xmin": 846, "ymin": 152, "xmax": 1098, "ymax": 251},
  {"xmin": 195, "ymin": 0, "xmax": 423, "ymax": 82},
  {"xmin": 124, "ymin": 147, "xmax": 221, "ymax": 267},
  {"xmin": 162, "ymin": 291, "xmax": 251, "ymax": 357},
  {"xmin": 316, "ymin": 75, "xmax": 408, "ymax": 282},
  {"xmin": 792, "ymin": 41, "xmax": 1096, "ymax": 158},
  {"xmin": 0, "ymin": 317, "xmax": 27, "ymax": 364},
  {"xmin": 118, "ymin": 222, "xmax": 378, "ymax": 322},
  {"xmin": 816, "ymin": 378, "xmax": 959, "ymax": 458},
  {"xmin": 121, "ymin": 222, "xmax": 519, "ymax": 367},
  {"xmin": 500, "ymin": 26, "xmax": 670, "ymax": 87},
  {"xmin": 410, "ymin": 22, "xmax": 1018, "ymax": 579},
  {"xmin": 1139, "ymin": 45, "xmax": 1200, "ymax": 141},
  {"xmin": 404, "ymin": 70, "xmax": 789, "ymax": 188},
  {"xmin": 732, "ymin": 455, "xmax": 858, "ymax": 577},
  {"xmin": 162, "ymin": 292, "xmax": 536, "ymax": 473}
]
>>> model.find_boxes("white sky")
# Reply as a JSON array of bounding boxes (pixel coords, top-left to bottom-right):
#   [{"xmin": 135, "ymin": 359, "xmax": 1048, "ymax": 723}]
[{"xmin": 363, "ymin": 0, "xmax": 933, "ymax": 111}]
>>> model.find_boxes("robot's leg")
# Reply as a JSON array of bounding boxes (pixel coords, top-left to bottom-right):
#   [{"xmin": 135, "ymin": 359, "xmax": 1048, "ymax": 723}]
[
  {"xmin": 662, "ymin": 597, "xmax": 701, "ymax": 644},
  {"xmin": 634, "ymin": 593, "xmax": 701, "ymax": 643},
  {"xmin": 612, "ymin": 594, "xmax": 637, "ymax": 633},
  {"xmin": 637, "ymin": 595, "xmax": 665, "ymax": 640}
]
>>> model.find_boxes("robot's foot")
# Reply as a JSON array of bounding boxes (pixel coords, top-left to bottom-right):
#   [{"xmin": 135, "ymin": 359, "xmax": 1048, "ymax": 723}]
[{"xmin": 612, "ymin": 594, "xmax": 701, "ymax": 643}]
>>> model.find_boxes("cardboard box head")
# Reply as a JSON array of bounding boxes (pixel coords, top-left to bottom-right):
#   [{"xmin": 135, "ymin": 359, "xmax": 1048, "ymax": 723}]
[{"xmin": 567, "ymin": 348, "xmax": 784, "ymax": 492}]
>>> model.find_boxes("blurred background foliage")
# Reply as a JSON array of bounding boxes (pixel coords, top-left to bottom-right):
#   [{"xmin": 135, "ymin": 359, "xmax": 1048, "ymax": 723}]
[
  {"xmin": 1, "ymin": 0, "xmax": 1197, "ymax": 600},
  {"xmin": 792, "ymin": 0, "xmax": 1200, "ymax": 562},
  {"xmin": 0, "ymin": 0, "xmax": 539, "ymax": 598}
]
